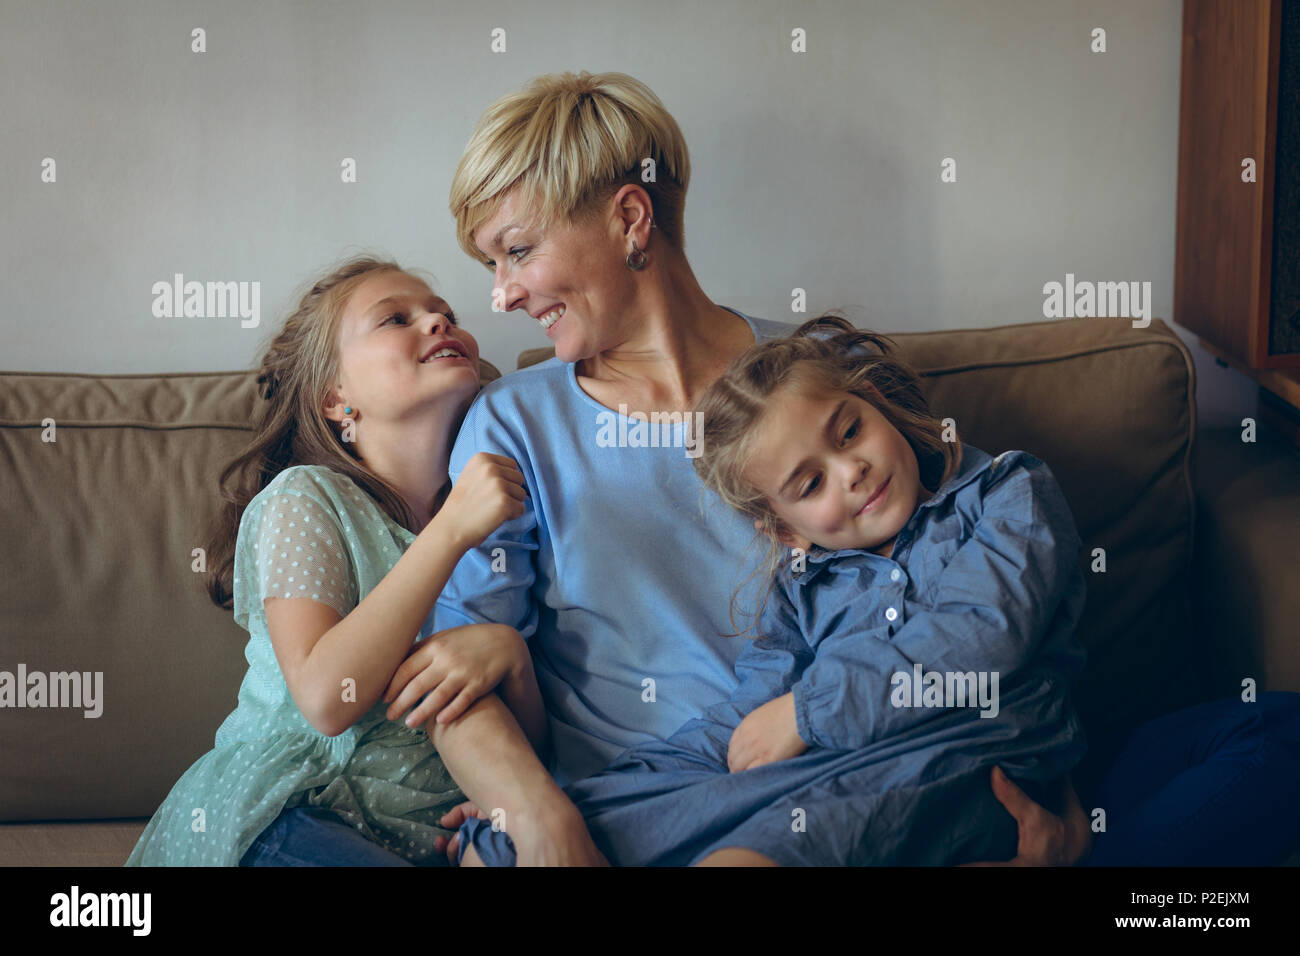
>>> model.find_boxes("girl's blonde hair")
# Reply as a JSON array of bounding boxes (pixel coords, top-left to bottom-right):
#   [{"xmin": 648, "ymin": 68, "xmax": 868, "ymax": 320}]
[
  {"xmin": 449, "ymin": 71, "xmax": 691, "ymax": 265},
  {"xmin": 203, "ymin": 255, "xmax": 449, "ymax": 610},
  {"xmin": 693, "ymin": 313, "xmax": 964, "ymax": 637}
]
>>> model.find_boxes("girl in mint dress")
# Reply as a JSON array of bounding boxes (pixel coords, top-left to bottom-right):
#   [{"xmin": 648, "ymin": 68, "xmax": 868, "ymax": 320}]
[{"xmin": 126, "ymin": 256, "xmax": 567, "ymax": 866}]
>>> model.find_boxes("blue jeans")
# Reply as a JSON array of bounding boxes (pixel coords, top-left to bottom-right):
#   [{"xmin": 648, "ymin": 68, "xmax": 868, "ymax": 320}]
[
  {"xmin": 1081, "ymin": 691, "xmax": 1300, "ymax": 866},
  {"xmin": 243, "ymin": 692, "xmax": 1300, "ymax": 866},
  {"xmin": 240, "ymin": 807, "xmax": 414, "ymax": 867}
]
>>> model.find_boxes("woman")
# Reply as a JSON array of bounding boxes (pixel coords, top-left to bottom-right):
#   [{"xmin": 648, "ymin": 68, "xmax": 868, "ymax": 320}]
[
  {"xmin": 424, "ymin": 70, "xmax": 1096, "ymax": 866},
  {"xmin": 262, "ymin": 70, "xmax": 1300, "ymax": 866}
]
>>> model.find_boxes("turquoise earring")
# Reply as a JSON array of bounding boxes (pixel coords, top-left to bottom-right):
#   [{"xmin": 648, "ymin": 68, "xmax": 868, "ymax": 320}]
[{"xmin": 344, "ymin": 406, "xmax": 353, "ymax": 416}]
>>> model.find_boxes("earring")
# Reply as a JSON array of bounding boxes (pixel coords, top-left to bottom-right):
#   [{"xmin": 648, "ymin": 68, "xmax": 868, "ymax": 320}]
[
  {"xmin": 343, "ymin": 406, "xmax": 353, "ymax": 416},
  {"xmin": 626, "ymin": 216, "xmax": 654, "ymax": 271},
  {"xmin": 626, "ymin": 241, "xmax": 647, "ymax": 271}
]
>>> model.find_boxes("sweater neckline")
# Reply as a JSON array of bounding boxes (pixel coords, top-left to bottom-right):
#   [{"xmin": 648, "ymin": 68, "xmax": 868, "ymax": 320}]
[{"xmin": 564, "ymin": 305, "xmax": 762, "ymax": 421}]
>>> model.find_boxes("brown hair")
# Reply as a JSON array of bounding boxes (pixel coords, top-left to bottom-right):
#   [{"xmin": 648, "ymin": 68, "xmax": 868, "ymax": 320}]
[
  {"xmin": 448, "ymin": 70, "xmax": 691, "ymax": 265},
  {"xmin": 693, "ymin": 313, "xmax": 963, "ymax": 637},
  {"xmin": 203, "ymin": 255, "xmax": 447, "ymax": 609}
]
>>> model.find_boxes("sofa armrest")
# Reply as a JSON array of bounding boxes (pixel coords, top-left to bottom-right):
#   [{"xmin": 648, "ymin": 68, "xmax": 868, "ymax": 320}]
[{"xmin": 1192, "ymin": 425, "xmax": 1300, "ymax": 695}]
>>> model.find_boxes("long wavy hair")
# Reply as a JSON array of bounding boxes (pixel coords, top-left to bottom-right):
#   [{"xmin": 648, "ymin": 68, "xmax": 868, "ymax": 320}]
[
  {"xmin": 693, "ymin": 313, "xmax": 963, "ymax": 637},
  {"xmin": 203, "ymin": 255, "xmax": 447, "ymax": 610}
]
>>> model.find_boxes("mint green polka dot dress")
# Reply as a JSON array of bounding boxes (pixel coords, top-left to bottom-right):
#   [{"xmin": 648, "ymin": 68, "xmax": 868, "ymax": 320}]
[{"xmin": 125, "ymin": 465, "xmax": 464, "ymax": 866}]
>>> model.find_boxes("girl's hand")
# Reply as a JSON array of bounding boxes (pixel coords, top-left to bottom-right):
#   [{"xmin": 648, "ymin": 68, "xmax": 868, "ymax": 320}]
[
  {"xmin": 383, "ymin": 623, "xmax": 527, "ymax": 728},
  {"xmin": 727, "ymin": 693, "xmax": 808, "ymax": 772},
  {"xmin": 437, "ymin": 453, "xmax": 527, "ymax": 551}
]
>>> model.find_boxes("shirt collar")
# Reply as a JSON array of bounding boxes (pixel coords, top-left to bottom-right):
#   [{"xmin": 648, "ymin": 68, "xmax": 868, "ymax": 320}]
[{"xmin": 790, "ymin": 444, "xmax": 996, "ymax": 574}]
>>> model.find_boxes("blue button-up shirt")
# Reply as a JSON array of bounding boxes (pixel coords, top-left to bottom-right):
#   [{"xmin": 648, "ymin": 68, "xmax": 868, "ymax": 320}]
[{"xmin": 663, "ymin": 445, "xmax": 1088, "ymax": 782}]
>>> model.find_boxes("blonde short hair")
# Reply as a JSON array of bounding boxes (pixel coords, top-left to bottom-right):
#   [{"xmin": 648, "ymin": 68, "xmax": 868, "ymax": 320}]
[{"xmin": 449, "ymin": 71, "xmax": 691, "ymax": 264}]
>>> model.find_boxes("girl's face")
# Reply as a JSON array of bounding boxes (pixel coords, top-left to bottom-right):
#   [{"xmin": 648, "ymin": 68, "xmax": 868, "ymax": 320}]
[
  {"xmin": 329, "ymin": 270, "xmax": 481, "ymax": 424},
  {"xmin": 472, "ymin": 186, "xmax": 646, "ymax": 364},
  {"xmin": 743, "ymin": 385, "xmax": 925, "ymax": 557}
]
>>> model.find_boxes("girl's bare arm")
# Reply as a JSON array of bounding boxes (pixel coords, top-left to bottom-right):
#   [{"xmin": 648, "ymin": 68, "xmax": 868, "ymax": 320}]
[{"xmin": 265, "ymin": 511, "xmax": 475, "ymax": 736}]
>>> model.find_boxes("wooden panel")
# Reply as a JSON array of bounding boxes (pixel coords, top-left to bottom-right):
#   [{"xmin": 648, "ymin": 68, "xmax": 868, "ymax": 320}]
[
  {"xmin": 1175, "ymin": 0, "xmax": 1298, "ymax": 368},
  {"xmin": 1265, "ymin": 0, "xmax": 1300, "ymax": 361}
]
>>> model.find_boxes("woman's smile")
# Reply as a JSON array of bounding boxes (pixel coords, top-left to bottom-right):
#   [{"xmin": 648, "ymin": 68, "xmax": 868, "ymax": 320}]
[{"xmin": 532, "ymin": 303, "xmax": 567, "ymax": 335}]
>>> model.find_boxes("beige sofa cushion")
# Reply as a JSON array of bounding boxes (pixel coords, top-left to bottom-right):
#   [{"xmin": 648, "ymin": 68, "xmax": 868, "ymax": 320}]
[{"xmin": 0, "ymin": 820, "xmax": 147, "ymax": 867}]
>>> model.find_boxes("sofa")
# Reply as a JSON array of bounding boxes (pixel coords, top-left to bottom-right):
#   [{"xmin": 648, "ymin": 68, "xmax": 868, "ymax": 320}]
[{"xmin": 3, "ymin": 315, "xmax": 1298, "ymax": 866}]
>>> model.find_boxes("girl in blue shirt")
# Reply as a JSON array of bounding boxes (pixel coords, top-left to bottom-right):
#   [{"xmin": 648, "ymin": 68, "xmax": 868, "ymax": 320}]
[{"xmin": 458, "ymin": 314, "xmax": 1088, "ymax": 866}]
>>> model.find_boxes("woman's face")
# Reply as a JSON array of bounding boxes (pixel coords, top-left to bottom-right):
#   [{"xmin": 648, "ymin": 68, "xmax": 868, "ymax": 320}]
[
  {"xmin": 330, "ymin": 270, "xmax": 481, "ymax": 425},
  {"xmin": 473, "ymin": 187, "xmax": 643, "ymax": 364}
]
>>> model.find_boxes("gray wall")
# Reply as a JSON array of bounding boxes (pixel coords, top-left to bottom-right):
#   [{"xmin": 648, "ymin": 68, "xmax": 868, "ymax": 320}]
[{"xmin": 1, "ymin": 0, "xmax": 1257, "ymax": 427}]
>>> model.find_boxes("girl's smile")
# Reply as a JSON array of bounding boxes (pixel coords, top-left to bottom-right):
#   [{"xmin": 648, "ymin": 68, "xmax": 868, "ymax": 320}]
[
  {"xmin": 856, "ymin": 474, "xmax": 891, "ymax": 515},
  {"xmin": 419, "ymin": 338, "xmax": 473, "ymax": 365}
]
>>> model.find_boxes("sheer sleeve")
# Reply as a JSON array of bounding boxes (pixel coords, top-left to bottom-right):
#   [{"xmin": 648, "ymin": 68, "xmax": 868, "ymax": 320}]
[{"xmin": 233, "ymin": 467, "xmax": 359, "ymax": 631}]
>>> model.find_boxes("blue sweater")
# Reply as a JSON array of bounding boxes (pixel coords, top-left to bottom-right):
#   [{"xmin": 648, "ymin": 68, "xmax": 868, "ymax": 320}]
[
  {"xmin": 663, "ymin": 445, "xmax": 1088, "ymax": 774},
  {"xmin": 434, "ymin": 308, "xmax": 797, "ymax": 784}
]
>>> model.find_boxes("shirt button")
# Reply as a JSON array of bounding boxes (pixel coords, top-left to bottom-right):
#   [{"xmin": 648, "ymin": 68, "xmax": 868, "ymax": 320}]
[
  {"xmin": 885, "ymin": 607, "xmax": 898, "ymax": 622},
  {"xmin": 890, "ymin": 568, "xmax": 901, "ymax": 582}
]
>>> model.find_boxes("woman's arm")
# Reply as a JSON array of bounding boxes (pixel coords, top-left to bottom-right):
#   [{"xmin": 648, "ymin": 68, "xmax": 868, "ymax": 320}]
[
  {"xmin": 414, "ymin": 394, "xmax": 607, "ymax": 863},
  {"xmin": 497, "ymin": 657, "xmax": 551, "ymax": 760},
  {"xmin": 426, "ymin": 692, "xmax": 605, "ymax": 865},
  {"xmin": 382, "ymin": 622, "xmax": 552, "ymax": 759},
  {"xmin": 431, "ymin": 394, "xmax": 543, "ymax": 640}
]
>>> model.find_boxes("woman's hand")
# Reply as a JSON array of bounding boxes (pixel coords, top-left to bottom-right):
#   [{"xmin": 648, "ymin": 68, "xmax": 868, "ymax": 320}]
[
  {"xmin": 433, "ymin": 799, "xmax": 609, "ymax": 866},
  {"xmin": 433, "ymin": 800, "xmax": 487, "ymax": 865},
  {"xmin": 383, "ymin": 623, "xmax": 527, "ymax": 728},
  {"xmin": 727, "ymin": 693, "xmax": 808, "ymax": 772},
  {"xmin": 961, "ymin": 767, "xmax": 1092, "ymax": 866},
  {"xmin": 435, "ymin": 453, "xmax": 527, "ymax": 551}
]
